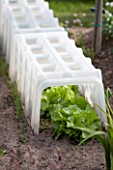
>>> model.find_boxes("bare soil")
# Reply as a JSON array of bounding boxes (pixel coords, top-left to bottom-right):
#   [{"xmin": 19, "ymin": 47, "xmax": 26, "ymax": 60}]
[{"xmin": 0, "ymin": 28, "xmax": 113, "ymax": 170}]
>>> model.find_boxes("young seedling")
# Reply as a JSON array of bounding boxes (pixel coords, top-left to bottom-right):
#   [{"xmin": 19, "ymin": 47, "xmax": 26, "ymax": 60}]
[{"xmin": 0, "ymin": 147, "xmax": 6, "ymax": 157}]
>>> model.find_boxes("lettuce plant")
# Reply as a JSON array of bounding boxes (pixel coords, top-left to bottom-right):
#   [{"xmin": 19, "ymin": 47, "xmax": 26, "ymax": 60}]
[{"xmin": 41, "ymin": 85, "xmax": 101, "ymax": 141}]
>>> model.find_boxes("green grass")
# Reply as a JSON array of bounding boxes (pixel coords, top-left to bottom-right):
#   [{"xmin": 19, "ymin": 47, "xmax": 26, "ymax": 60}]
[
  {"xmin": 46, "ymin": 0, "xmax": 95, "ymax": 27},
  {"xmin": 0, "ymin": 56, "xmax": 26, "ymax": 144},
  {"xmin": 0, "ymin": 147, "xmax": 6, "ymax": 157}
]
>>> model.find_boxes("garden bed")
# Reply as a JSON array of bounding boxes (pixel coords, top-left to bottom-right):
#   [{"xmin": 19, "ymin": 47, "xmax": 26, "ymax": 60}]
[{"xmin": 0, "ymin": 28, "xmax": 113, "ymax": 170}]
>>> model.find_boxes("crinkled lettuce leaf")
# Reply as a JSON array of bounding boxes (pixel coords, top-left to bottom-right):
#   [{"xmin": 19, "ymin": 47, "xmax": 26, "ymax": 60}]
[{"xmin": 41, "ymin": 86, "xmax": 101, "ymax": 141}]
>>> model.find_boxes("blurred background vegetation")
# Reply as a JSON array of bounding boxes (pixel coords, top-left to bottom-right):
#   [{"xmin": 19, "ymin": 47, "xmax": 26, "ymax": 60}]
[
  {"xmin": 46, "ymin": 0, "xmax": 95, "ymax": 27},
  {"xmin": 46, "ymin": 0, "xmax": 113, "ymax": 58},
  {"xmin": 46, "ymin": 0, "xmax": 113, "ymax": 28}
]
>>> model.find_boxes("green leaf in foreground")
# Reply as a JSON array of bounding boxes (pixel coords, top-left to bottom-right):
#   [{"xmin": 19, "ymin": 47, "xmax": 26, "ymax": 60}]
[{"xmin": 0, "ymin": 147, "xmax": 6, "ymax": 157}]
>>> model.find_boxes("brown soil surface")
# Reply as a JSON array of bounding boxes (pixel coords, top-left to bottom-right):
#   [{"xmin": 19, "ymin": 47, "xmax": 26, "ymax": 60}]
[{"xmin": 0, "ymin": 28, "xmax": 113, "ymax": 170}]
